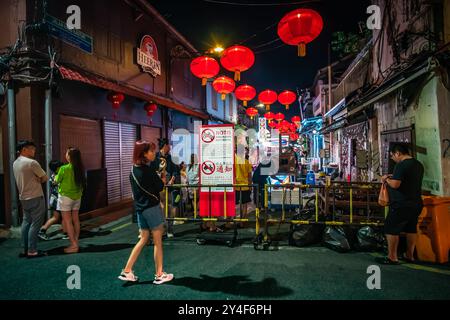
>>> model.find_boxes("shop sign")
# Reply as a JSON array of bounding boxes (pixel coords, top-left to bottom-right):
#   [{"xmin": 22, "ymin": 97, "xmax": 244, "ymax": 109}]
[{"xmin": 137, "ymin": 35, "xmax": 161, "ymax": 77}]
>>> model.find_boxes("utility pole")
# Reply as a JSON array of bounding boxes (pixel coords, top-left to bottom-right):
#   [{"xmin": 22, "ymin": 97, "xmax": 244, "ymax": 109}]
[{"xmin": 327, "ymin": 43, "xmax": 333, "ymax": 166}]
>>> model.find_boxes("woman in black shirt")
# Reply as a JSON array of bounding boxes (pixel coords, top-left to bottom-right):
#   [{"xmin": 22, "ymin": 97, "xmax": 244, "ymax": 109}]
[{"xmin": 118, "ymin": 140, "xmax": 174, "ymax": 284}]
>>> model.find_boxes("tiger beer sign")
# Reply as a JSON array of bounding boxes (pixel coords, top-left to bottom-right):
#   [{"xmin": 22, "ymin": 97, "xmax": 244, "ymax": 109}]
[{"xmin": 137, "ymin": 35, "xmax": 161, "ymax": 77}]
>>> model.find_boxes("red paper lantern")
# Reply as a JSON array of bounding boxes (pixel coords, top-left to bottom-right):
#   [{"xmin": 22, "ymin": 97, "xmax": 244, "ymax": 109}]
[
  {"xmin": 190, "ymin": 56, "xmax": 220, "ymax": 86},
  {"xmin": 289, "ymin": 123, "xmax": 297, "ymax": 133},
  {"xmin": 144, "ymin": 103, "xmax": 158, "ymax": 113},
  {"xmin": 107, "ymin": 92, "xmax": 125, "ymax": 109},
  {"xmin": 277, "ymin": 8, "xmax": 323, "ymax": 57},
  {"xmin": 258, "ymin": 90, "xmax": 278, "ymax": 111},
  {"xmin": 279, "ymin": 120, "xmax": 291, "ymax": 133},
  {"xmin": 268, "ymin": 121, "xmax": 277, "ymax": 129},
  {"xmin": 246, "ymin": 107, "xmax": 258, "ymax": 120},
  {"xmin": 275, "ymin": 112, "xmax": 285, "ymax": 122},
  {"xmin": 264, "ymin": 112, "xmax": 275, "ymax": 123},
  {"xmin": 235, "ymin": 84, "xmax": 256, "ymax": 106},
  {"xmin": 290, "ymin": 133, "xmax": 299, "ymax": 141},
  {"xmin": 291, "ymin": 115, "xmax": 301, "ymax": 126},
  {"xmin": 278, "ymin": 90, "xmax": 297, "ymax": 110},
  {"xmin": 212, "ymin": 76, "xmax": 236, "ymax": 100},
  {"xmin": 220, "ymin": 45, "xmax": 255, "ymax": 81}
]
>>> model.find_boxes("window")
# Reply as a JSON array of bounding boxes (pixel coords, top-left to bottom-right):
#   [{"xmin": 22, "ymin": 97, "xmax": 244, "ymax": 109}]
[{"xmin": 104, "ymin": 121, "xmax": 136, "ymax": 204}]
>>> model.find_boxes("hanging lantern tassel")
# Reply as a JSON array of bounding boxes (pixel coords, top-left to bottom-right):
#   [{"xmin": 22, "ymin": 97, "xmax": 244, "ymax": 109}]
[
  {"xmin": 243, "ymin": 101, "xmax": 247, "ymax": 107},
  {"xmin": 265, "ymin": 105, "xmax": 270, "ymax": 111},
  {"xmin": 285, "ymin": 104, "xmax": 290, "ymax": 110},
  {"xmin": 298, "ymin": 42, "xmax": 306, "ymax": 57},
  {"xmin": 202, "ymin": 77, "xmax": 207, "ymax": 86},
  {"xmin": 234, "ymin": 70, "xmax": 241, "ymax": 82},
  {"xmin": 221, "ymin": 93, "xmax": 226, "ymax": 100}
]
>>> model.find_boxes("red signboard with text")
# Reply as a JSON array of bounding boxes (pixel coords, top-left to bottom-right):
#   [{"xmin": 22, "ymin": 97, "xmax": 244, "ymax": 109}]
[{"xmin": 199, "ymin": 124, "xmax": 236, "ymax": 217}]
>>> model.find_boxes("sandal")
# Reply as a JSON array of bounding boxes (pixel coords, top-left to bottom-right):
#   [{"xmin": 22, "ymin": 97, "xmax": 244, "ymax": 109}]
[
  {"xmin": 27, "ymin": 250, "xmax": 48, "ymax": 258},
  {"xmin": 400, "ymin": 254, "xmax": 415, "ymax": 263},
  {"xmin": 64, "ymin": 246, "xmax": 79, "ymax": 254},
  {"xmin": 375, "ymin": 256, "xmax": 400, "ymax": 265}
]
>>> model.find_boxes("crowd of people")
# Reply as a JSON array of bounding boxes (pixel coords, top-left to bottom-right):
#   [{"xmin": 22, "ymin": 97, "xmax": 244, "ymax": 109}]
[{"xmin": 12, "ymin": 137, "xmax": 424, "ymax": 284}]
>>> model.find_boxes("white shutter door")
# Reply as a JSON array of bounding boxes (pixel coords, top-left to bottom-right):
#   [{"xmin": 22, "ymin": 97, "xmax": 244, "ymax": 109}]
[
  {"xmin": 104, "ymin": 121, "xmax": 121, "ymax": 204},
  {"xmin": 120, "ymin": 123, "xmax": 136, "ymax": 200}
]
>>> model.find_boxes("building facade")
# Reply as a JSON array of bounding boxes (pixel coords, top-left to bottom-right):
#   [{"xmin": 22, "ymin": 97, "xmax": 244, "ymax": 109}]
[{"xmin": 0, "ymin": 0, "xmax": 208, "ymax": 227}]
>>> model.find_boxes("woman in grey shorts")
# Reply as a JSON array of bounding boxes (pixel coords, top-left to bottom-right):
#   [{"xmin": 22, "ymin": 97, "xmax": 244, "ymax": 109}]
[{"xmin": 118, "ymin": 140, "xmax": 173, "ymax": 285}]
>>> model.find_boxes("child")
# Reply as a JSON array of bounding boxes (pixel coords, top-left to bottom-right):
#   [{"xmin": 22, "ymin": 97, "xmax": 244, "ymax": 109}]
[{"xmin": 38, "ymin": 160, "xmax": 67, "ymax": 240}]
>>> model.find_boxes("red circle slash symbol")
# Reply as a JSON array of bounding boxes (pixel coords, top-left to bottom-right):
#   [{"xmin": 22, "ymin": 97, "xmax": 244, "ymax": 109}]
[
  {"xmin": 201, "ymin": 129, "xmax": 215, "ymax": 143},
  {"xmin": 201, "ymin": 161, "xmax": 215, "ymax": 175}
]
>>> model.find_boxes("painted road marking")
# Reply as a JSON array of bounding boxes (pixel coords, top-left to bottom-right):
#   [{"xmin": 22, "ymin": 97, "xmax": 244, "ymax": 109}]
[{"xmin": 110, "ymin": 222, "xmax": 132, "ymax": 232}]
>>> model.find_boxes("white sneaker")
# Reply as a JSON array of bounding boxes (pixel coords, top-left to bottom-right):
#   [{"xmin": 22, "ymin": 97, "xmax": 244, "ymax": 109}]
[
  {"xmin": 118, "ymin": 270, "xmax": 139, "ymax": 282},
  {"xmin": 167, "ymin": 233, "xmax": 174, "ymax": 238},
  {"xmin": 173, "ymin": 220, "xmax": 185, "ymax": 225},
  {"xmin": 153, "ymin": 272, "xmax": 174, "ymax": 285}
]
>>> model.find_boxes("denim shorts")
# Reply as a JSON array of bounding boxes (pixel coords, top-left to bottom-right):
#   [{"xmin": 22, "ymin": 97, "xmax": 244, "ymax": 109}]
[{"xmin": 137, "ymin": 205, "xmax": 166, "ymax": 230}]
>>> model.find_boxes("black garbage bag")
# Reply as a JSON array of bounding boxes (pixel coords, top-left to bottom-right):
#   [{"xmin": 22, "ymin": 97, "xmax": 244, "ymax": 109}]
[
  {"xmin": 322, "ymin": 226, "xmax": 351, "ymax": 253},
  {"xmin": 289, "ymin": 224, "xmax": 325, "ymax": 247},
  {"xmin": 355, "ymin": 226, "xmax": 385, "ymax": 251}
]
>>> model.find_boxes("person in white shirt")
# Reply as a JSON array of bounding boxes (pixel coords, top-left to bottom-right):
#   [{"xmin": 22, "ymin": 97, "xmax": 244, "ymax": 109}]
[{"xmin": 13, "ymin": 140, "xmax": 48, "ymax": 258}]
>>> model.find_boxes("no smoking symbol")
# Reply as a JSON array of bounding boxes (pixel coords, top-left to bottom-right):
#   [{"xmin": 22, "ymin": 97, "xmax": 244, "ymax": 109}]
[
  {"xmin": 202, "ymin": 161, "xmax": 215, "ymax": 175},
  {"xmin": 201, "ymin": 129, "xmax": 215, "ymax": 143}
]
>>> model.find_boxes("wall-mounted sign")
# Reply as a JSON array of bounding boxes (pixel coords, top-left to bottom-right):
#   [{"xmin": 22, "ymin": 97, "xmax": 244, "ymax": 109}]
[
  {"xmin": 45, "ymin": 14, "xmax": 93, "ymax": 54},
  {"xmin": 137, "ymin": 35, "xmax": 161, "ymax": 77}
]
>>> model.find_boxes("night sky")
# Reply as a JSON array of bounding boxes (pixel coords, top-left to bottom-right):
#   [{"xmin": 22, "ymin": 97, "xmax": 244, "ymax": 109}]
[{"xmin": 151, "ymin": 0, "xmax": 371, "ymax": 117}]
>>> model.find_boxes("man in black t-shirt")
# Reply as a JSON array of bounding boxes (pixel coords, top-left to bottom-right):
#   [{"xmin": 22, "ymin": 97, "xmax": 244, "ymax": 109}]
[{"xmin": 378, "ymin": 143, "xmax": 424, "ymax": 264}]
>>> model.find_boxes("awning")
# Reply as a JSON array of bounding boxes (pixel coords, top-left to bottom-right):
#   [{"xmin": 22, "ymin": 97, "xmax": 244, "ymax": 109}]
[
  {"xmin": 324, "ymin": 97, "xmax": 346, "ymax": 118},
  {"xmin": 320, "ymin": 117, "xmax": 347, "ymax": 134},
  {"xmin": 346, "ymin": 58, "xmax": 432, "ymax": 117},
  {"xmin": 58, "ymin": 65, "xmax": 209, "ymax": 120}
]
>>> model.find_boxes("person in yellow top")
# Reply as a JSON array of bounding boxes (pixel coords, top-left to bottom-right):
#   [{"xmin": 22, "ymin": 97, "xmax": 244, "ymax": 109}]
[
  {"xmin": 235, "ymin": 150, "xmax": 253, "ymax": 226},
  {"xmin": 55, "ymin": 147, "xmax": 86, "ymax": 254}
]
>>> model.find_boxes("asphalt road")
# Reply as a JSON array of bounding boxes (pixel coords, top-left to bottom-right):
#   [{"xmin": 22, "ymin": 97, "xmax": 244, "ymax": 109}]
[{"xmin": 1, "ymin": 219, "xmax": 450, "ymax": 300}]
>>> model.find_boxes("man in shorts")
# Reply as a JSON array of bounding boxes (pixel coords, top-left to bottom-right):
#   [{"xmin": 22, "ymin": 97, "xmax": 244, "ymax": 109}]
[{"xmin": 378, "ymin": 143, "xmax": 424, "ymax": 264}]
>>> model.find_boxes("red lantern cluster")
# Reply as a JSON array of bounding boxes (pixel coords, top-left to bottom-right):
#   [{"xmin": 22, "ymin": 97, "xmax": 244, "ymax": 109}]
[
  {"xmin": 245, "ymin": 107, "xmax": 258, "ymax": 120},
  {"xmin": 258, "ymin": 90, "xmax": 278, "ymax": 111},
  {"xmin": 235, "ymin": 84, "xmax": 256, "ymax": 106},
  {"xmin": 220, "ymin": 45, "xmax": 255, "ymax": 81},
  {"xmin": 212, "ymin": 76, "xmax": 236, "ymax": 100},
  {"xmin": 278, "ymin": 90, "xmax": 297, "ymax": 110},
  {"xmin": 277, "ymin": 8, "xmax": 324, "ymax": 57},
  {"xmin": 290, "ymin": 133, "xmax": 299, "ymax": 141},
  {"xmin": 190, "ymin": 56, "xmax": 220, "ymax": 86},
  {"xmin": 268, "ymin": 121, "xmax": 278, "ymax": 129}
]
